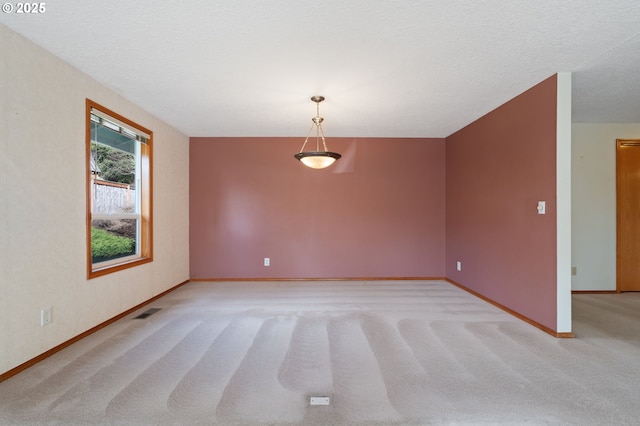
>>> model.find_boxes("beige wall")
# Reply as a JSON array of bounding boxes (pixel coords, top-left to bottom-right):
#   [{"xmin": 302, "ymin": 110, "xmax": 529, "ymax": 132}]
[
  {"xmin": 0, "ymin": 24, "xmax": 190, "ymax": 375},
  {"xmin": 571, "ymin": 123, "xmax": 640, "ymax": 291}
]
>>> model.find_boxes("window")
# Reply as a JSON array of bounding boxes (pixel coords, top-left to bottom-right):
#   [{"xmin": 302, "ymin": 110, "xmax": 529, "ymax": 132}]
[{"xmin": 86, "ymin": 99, "xmax": 152, "ymax": 278}]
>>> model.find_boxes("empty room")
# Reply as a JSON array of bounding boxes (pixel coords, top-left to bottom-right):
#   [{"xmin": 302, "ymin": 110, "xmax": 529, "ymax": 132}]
[{"xmin": 2, "ymin": 1, "xmax": 640, "ymax": 424}]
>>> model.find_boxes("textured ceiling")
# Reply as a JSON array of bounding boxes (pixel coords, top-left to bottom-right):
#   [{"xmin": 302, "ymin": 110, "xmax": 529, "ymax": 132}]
[{"xmin": 2, "ymin": 1, "xmax": 639, "ymax": 137}]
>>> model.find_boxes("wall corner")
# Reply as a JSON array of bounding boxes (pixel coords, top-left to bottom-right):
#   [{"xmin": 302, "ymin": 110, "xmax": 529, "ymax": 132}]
[{"xmin": 556, "ymin": 72, "xmax": 572, "ymax": 333}]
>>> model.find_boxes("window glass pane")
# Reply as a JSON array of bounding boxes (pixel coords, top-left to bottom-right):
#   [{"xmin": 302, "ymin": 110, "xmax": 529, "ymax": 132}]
[
  {"xmin": 89, "ymin": 113, "xmax": 140, "ymax": 264},
  {"xmin": 91, "ymin": 120, "xmax": 136, "ymax": 154},
  {"xmin": 91, "ymin": 179, "xmax": 136, "ymax": 214},
  {"xmin": 91, "ymin": 219, "xmax": 138, "ymax": 264}
]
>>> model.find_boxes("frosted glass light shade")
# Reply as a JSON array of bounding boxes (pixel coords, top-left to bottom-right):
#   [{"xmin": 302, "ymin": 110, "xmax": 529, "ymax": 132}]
[{"xmin": 294, "ymin": 151, "xmax": 341, "ymax": 169}]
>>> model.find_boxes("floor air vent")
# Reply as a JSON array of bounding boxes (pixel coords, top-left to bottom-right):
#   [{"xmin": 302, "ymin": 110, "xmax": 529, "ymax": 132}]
[{"xmin": 134, "ymin": 308, "xmax": 162, "ymax": 319}]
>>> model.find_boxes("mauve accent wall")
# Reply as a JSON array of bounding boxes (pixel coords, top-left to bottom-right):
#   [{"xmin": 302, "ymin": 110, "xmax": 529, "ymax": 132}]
[
  {"xmin": 445, "ymin": 75, "xmax": 558, "ymax": 331},
  {"xmin": 190, "ymin": 137, "xmax": 445, "ymax": 279}
]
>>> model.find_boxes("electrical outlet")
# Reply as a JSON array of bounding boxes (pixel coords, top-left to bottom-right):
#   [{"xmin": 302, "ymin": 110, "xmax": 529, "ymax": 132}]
[
  {"xmin": 264, "ymin": 257, "xmax": 270, "ymax": 267},
  {"xmin": 571, "ymin": 266, "xmax": 577, "ymax": 276},
  {"xmin": 41, "ymin": 307, "xmax": 52, "ymax": 326},
  {"xmin": 456, "ymin": 261, "xmax": 462, "ymax": 271}
]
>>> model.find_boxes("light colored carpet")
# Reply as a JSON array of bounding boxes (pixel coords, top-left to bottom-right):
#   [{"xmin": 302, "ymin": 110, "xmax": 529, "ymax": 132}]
[{"xmin": 1, "ymin": 280, "xmax": 639, "ymax": 425}]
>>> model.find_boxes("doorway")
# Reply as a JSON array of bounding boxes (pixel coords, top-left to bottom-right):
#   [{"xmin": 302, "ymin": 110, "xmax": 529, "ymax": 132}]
[{"xmin": 617, "ymin": 139, "xmax": 640, "ymax": 291}]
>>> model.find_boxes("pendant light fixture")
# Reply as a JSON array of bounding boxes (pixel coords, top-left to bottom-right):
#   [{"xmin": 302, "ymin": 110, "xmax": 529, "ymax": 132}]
[{"xmin": 294, "ymin": 96, "xmax": 341, "ymax": 169}]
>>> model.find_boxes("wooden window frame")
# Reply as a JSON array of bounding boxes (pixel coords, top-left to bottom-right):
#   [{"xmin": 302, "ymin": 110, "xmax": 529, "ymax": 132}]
[{"xmin": 86, "ymin": 99, "xmax": 153, "ymax": 279}]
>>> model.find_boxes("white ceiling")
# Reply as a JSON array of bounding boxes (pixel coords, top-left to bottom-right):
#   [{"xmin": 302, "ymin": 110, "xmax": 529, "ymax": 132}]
[{"xmin": 2, "ymin": 1, "xmax": 639, "ymax": 138}]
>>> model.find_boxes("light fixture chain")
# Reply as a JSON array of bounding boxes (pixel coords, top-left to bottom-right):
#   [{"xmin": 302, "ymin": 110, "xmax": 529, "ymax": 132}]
[
  {"xmin": 318, "ymin": 123, "xmax": 328, "ymax": 151},
  {"xmin": 299, "ymin": 122, "xmax": 316, "ymax": 153}
]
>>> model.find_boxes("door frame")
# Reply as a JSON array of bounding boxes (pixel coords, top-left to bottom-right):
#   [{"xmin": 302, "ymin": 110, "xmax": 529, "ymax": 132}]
[{"xmin": 616, "ymin": 139, "xmax": 640, "ymax": 292}]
